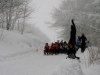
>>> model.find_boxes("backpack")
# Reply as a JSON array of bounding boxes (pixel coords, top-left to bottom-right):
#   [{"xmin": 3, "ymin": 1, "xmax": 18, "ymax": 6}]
[{"xmin": 76, "ymin": 39, "xmax": 81, "ymax": 45}]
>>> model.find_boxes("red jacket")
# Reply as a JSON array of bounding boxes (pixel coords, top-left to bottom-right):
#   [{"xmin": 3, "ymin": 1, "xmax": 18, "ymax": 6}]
[
  {"xmin": 44, "ymin": 46, "xmax": 50, "ymax": 52},
  {"xmin": 56, "ymin": 46, "xmax": 60, "ymax": 51},
  {"xmin": 50, "ymin": 45, "xmax": 54, "ymax": 51}
]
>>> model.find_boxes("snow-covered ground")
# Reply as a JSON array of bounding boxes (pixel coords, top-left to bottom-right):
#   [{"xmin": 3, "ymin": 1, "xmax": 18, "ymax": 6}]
[{"xmin": 0, "ymin": 29, "xmax": 100, "ymax": 75}]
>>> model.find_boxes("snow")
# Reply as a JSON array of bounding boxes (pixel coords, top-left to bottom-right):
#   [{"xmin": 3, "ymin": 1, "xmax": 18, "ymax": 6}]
[{"xmin": 0, "ymin": 29, "xmax": 100, "ymax": 75}]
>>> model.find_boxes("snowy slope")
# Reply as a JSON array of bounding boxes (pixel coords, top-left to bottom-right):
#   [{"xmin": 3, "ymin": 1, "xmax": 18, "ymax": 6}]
[
  {"xmin": 0, "ymin": 29, "xmax": 100, "ymax": 75},
  {"xmin": 0, "ymin": 29, "xmax": 45, "ymax": 61}
]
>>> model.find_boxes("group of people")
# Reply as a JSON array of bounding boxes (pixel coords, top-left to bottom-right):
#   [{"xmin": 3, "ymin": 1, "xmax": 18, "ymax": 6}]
[
  {"xmin": 43, "ymin": 19, "xmax": 92, "ymax": 59},
  {"xmin": 44, "ymin": 40, "xmax": 68, "ymax": 55},
  {"xmin": 43, "ymin": 34, "xmax": 89, "ymax": 54}
]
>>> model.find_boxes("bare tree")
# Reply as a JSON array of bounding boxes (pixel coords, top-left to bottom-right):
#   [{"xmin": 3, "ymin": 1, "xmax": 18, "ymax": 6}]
[{"xmin": 0, "ymin": 0, "xmax": 34, "ymax": 32}]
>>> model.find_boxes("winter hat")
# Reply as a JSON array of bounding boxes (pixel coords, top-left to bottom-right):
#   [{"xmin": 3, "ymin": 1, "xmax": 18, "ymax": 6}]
[{"xmin": 82, "ymin": 33, "xmax": 84, "ymax": 36}]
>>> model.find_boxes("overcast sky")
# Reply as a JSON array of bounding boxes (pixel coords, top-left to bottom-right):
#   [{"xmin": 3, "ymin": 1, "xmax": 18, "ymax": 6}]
[{"xmin": 29, "ymin": 0, "xmax": 63, "ymax": 42}]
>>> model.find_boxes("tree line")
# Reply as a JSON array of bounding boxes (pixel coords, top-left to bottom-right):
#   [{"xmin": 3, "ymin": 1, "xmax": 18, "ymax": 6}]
[{"xmin": 0, "ymin": 0, "xmax": 34, "ymax": 34}]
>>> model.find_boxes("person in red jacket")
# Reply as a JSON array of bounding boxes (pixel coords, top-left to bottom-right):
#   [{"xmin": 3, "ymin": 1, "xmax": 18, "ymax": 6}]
[
  {"xmin": 56, "ymin": 44, "xmax": 60, "ymax": 54},
  {"xmin": 44, "ymin": 43, "xmax": 50, "ymax": 55},
  {"xmin": 53, "ymin": 43, "xmax": 58, "ymax": 55},
  {"xmin": 50, "ymin": 43, "xmax": 54, "ymax": 55}
]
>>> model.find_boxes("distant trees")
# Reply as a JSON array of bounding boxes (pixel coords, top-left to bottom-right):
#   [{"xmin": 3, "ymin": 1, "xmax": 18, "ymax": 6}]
[
  {"xmin": 52, "ymin": 0, "xmax": 100, "ymax": 46},
  {"xmin": 0, "ymin": 0, "xmax": 50, "ymax": 43},
  {"xmin": 0, "ymin": 0, "xmax": 34, "ymax": 34},
  {"xmin": 24, "ymin": 24, "xmax": 50, "ymax": 43}
]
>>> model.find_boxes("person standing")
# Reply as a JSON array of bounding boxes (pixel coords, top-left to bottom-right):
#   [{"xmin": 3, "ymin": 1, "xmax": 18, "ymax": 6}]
[
  {"xmin": 68, "ymin": 19, "xmax": 78, "ymax": 59},
  {"xmin": 70, "ymin": 19, "xmax": 76, "ymax": 48},
  {"xmin": 80, "ymin": 34, "xmax": 87, "ymax": 53},
  {"xmin": 44, "ymin": 43, "xmax": 50, "ymax": 55}
]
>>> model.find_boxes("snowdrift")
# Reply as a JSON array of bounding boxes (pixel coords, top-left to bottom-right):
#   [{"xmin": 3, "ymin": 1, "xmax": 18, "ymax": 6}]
[
  {"xmin": 51, "ymin": 58, "xmax": 84, "ymax": 75},
  {"xmin": 0, "ymin": 29, "xmax": 46, "ymax": 61}
]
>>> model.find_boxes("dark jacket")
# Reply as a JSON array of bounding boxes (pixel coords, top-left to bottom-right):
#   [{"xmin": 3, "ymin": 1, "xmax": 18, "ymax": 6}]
[
  {"xmin": 70, "ymin": 19, "xmax": 76, "ymax": 39},
  {"xmin": 69, "ymin": 19, "xmax": 76, "ymax": 47},
  {"xmin": 80, "ymin": 35, "xmax": 87, "ymax": 45}
]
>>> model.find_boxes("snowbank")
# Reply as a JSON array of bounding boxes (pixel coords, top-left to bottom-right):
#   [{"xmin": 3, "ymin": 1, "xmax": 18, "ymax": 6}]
[
  {"xmin": 52, "ymin": 59, "xmax": 84, "ymax": 75},
  {"xmin": 0, "ymin": 29, "xmax": 46, "ymax": 61}
]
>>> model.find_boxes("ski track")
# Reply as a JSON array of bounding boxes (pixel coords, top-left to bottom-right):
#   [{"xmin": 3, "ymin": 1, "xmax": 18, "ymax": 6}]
[
  {"xmin": 0, "ymin": 49, "xmax": 35, "ymax": 62},
  {"xmin": 0, "ymin": 50, "xmax": 84, "ymax": 75}
]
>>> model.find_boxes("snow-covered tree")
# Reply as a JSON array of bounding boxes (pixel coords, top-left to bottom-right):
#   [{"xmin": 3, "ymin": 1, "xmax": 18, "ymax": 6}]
[
  {"xmin": 52, "ymin": 0, "xmax": 100, "ymax": 46},
  {"xmin": 0, "ymin": 0, "xmax": 34, "ymax": 33}
]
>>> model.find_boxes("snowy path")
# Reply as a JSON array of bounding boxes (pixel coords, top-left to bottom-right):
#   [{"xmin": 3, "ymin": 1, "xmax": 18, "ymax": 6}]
[
  {"xmin": 0, "ymin": 50, "xmax": 84, "ymax": 75},
  {"xmin": 52, "ymin": 59, "xmax": 83, "ymax": 75}
]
